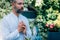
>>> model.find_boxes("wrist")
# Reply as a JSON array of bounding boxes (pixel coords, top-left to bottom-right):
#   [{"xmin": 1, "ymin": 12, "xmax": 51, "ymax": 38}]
[
  {"xmin": 23, "ymin": 31, "xmax": 26, "ymax": 35},
  {"xmin": 18, "ymin": 29, "xmax": 21, "ymax": 33}
]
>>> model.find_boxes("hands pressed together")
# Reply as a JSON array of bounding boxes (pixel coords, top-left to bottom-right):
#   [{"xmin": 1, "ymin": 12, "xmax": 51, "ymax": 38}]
[{"xmin": 18, "ymin": 21, "xmax": 26, "ymax": 34}]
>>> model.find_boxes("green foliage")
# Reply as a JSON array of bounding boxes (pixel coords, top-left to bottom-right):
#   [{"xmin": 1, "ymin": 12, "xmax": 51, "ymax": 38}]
[
  {"xmin": 0, "ymin": 0, "xmax": 12, "ymax": 19},
  {"xmin": 29, "ymin": 0, "xmax": 60, "ymax": 40},
  {"xmin": 0, "ymin": 0, "xmax": 60, "ymax": 40}
]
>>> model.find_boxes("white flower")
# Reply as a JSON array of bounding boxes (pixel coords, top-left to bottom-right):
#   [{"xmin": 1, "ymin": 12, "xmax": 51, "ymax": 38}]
[{"xmin": 35, "ymin": 0, "xmax": 43, "ymax": 7}]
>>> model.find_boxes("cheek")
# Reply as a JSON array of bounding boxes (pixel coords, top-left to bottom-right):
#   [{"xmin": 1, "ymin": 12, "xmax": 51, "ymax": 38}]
[{"xmin": 16, "ymin": 5, "xmax": 23, "ymax": 9}]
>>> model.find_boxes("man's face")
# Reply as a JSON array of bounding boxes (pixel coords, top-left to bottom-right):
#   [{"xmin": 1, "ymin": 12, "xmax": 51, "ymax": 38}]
[{"xmin": 13, "ymin": 0, "xmax": 24, "ymax": 13}]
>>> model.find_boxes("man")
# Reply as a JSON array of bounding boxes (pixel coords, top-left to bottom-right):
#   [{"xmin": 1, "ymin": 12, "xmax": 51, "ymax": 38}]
[{"xmin": 0, "ymin": 0, "xmax": 32, "ymax": 40}]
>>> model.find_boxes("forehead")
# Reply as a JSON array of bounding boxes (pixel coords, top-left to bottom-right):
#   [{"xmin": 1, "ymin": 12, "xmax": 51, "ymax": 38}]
[{"xmin": 15, "ymin": 0, "xmax": 24, "ymax": 3}]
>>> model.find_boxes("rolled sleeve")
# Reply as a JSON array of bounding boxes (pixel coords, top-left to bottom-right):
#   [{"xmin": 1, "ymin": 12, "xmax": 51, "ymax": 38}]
[{"xmin": 4, "ymin": 29, "xmax": 20, "ymax": 40}]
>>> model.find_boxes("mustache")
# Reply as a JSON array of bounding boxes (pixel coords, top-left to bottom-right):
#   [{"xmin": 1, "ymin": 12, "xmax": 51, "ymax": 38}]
[
  {"xmin": 14, "ymin": 6, "xmax": 24, "ymax": 13},
  {"xmin": 17, "ymin": 7, "xmax": 24, "ymax": 13},
  {"xmin": 17, "ymin": 9, "xmax": 23, "ymax": 13}
]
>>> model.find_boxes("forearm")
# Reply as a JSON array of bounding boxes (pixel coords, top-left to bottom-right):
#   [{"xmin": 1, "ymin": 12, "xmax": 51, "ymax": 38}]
[
  {"xmin": 24, "ymin": 29, "xmax": 32, "ymax": 39},
  {"xmin": 3, "ymin": 29, "xmax": 20, "ymax": 40}
]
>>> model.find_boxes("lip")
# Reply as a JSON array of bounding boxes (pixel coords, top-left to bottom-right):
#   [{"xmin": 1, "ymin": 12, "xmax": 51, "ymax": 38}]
[{"xmin": 16, "ymin": 9, "xmax": 23, "ymax": 13}]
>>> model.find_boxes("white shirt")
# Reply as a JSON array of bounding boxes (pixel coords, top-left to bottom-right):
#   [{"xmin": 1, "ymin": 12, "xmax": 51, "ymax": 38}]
[{"xmin": 0, "ymin": 12, "xmax": 32, "ymax": 40}]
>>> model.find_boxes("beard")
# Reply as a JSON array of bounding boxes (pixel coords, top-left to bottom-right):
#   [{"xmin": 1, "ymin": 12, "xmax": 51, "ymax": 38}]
[{"xmin": 14, "ymin": 6, "xmax": 24, "ymax": 14}]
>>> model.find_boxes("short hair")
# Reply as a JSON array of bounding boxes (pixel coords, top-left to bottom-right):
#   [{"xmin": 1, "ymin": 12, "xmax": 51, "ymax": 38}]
[{"xmin": 10, "ymin": 0, "xmax": 16, "ymax": 3}]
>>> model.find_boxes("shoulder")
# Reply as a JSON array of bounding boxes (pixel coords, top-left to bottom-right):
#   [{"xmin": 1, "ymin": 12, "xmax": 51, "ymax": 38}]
[
  {"xmin": 0, "ymin": 13, "xmax": 12, "ymax": 27},
  {"xmin": 1, "ymin": 13, "xmax": 12, "ymax": 22},
  {"xmin": 20, "ymin": 14, "xmax": 28, "ymax": 21}
]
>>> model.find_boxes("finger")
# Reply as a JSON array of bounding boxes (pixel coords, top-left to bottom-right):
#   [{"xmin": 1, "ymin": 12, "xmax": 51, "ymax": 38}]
[
  {"xmin": 19, "ymin": 21, "xmax": 24, "ymax": 26},
  {"xmin": 19, "ymin": 21, "xmax": 23, "ymax": 24},
  {"xmin": 23, "ymin": 28, "xmax": 26, "ymax": 34},
  {"xmin": 22, "ymin": 26, "xmax": 26, "ymax": 29},
  {"xmin": 20, "ymin": 21, "xmax": 26, "ymax": 26}
]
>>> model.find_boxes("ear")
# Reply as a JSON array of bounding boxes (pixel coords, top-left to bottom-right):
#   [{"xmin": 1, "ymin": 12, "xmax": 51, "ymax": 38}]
[
  {"xmin": 11, "ymin": 2, "xmax": 15, "ymax": 6},
  {"xmin": 11, "ymin": 2, "xmax": 15, "ymax": 7},
  {"xmin": 11, "ymin": 2, "xmax": 14, "ymax": 5}
]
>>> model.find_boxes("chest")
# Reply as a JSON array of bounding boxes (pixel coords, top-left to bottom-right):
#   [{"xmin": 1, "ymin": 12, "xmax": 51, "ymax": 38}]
[{"xmin": 7, "ymin": 17, "xmax": 27, "ymax": 32}]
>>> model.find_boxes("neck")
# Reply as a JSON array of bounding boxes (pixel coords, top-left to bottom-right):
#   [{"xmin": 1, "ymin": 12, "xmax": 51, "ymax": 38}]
[{"xmin": 12, "ymin": 9, "xmax": 19, "ymax": 17}]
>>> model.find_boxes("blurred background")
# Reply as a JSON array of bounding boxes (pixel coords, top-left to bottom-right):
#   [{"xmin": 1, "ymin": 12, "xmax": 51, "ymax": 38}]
[{"xmin": 0, "ymin": 0, "xmax": 60, "ymax": 40}]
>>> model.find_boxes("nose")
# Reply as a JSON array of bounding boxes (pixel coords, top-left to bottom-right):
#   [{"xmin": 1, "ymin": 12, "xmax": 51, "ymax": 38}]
[{"xmin": 19, "ymin": 3, "xmax": 24, "ymax": 7}]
